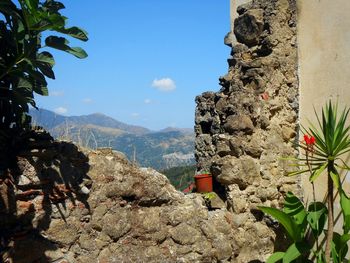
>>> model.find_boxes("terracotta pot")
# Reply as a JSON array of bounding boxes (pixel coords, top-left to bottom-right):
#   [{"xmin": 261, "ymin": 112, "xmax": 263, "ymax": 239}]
[{"xmin": 194, "ymin": 174, "xmax": 213, "ymax": 193}]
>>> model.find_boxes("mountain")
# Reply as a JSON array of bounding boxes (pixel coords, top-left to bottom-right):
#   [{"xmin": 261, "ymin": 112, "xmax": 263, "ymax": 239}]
[
  {"xmin": 30, "ymin": 108, "xmax": 195, "ymax": 170},
  {"xmin": 159, "ymin": 127, "xmax": 194, "ymax": 134},
  {"xmin": 30, "ymin": 108, "xmax": 150, "ymax": 135}
]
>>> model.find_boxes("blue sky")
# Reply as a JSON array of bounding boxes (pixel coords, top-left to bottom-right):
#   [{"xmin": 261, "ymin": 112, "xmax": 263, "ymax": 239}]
[{"xmin": 36, "ymin": 0, "xmax": 230, "ymax": 130}]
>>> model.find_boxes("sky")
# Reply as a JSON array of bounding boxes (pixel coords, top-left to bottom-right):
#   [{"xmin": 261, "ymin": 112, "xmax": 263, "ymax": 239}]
[{"xmin": 35, "ymin": 0, "xmax": 230, "ymax": 131}]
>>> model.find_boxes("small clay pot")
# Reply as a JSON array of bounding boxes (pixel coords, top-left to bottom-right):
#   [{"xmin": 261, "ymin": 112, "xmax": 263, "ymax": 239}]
[{"xmin": 194, "ymin": 174, "xmax": 213, "ymax": 193}]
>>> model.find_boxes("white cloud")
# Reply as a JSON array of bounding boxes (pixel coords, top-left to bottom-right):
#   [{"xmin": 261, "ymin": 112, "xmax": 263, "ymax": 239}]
[
  {"xmin": 51, "ymin": 90, "xmax": 64, "ymax": 97},
  {"xmin": 82, "ymin": 98, "xmax": 93, "ymax": 104},
  {"xmin": 131, "ymin": 113, "xmax": 140, "ymax": 118},
  {"xmin": 151, "ymin": 78, "xmax": 176, "ymax": 92},
  {"xmin": 144, "ymin": 99, "xmax": 152, "ymax": 104},
  {"xmin": 54, "ymin": 107, "xmax": 68, "ymax": 115}
]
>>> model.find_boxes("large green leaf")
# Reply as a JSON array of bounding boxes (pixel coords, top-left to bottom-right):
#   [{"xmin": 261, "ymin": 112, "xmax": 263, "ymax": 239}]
[
  {"xmin": 267, "ymin": 252, "xmax": 284, "ymax": 263},
  {"xmin": 37, "ymin": 63, "xmax": 55, "ymax": 79},
  {"xmin": 340, "ymin": 190, "xmax": 350, "ymax": 234},
  {"xmin": 332, "ymin": 232, "xmax": 350, "ymax": 263},
  {"xmin": 329, "ymin": 169, "xmax": 341, "ymax": 189},
  {"xmin": 17, "ymin": 77, "xmax": 33, "ymax": 91},
  {"xmin": 23, "ymin": 0, "xmax": 39, "ymax": 11},
  {"xmin": 0, "ymin": 1, "xmax": 20, "ymax": 17},
  {"xmin": 25, "ymin": 69, "xmax": 48, "ymax": 96},
  {"xmin": 30, "ymin": 14, "xmax": 65, "ymax": 31},
  {"xmin": 36, "ymin": 52, "xmax": 55, "ymax": 66},
  {"xmin": 283, "ymin": 192, "xmax": 307, "ymax": 228},
  {"xmin": 283, "ymin": 242, "xmax": 311, "ymax": 263},
  {"xmin": 259, "ymin": 206, "xmax": 301, "ymax": 242},
  {"xmin": 56, "ymin": 26, "xmax": 88, "ymax": 41},
  {"xmin": 45, "ymin": 36, "xmax": 88, "ymax": 58},
  {"xmin": 42, "ymin": 1, "xmax": 65, "ymax": 13},
  {"xmin": 307, "ymin": 202, "xmax": 327, "ymax": 237},
  {"xmin": 316, "ymin": 251, "xmax": 325, "ymax": 263},
  {"xmin": 310, "ymin": 163, "xmax": 327, "ymax": 182},
  {"xmin": 35, "ymin": 52, "xmax": 55, "ymax": 79}
]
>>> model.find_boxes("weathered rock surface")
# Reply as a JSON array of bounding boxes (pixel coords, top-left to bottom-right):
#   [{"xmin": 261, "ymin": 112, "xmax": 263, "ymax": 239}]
[
  {"xmin": 0, "ymin": 131, "xmax": 238, "ymax": 263},
  {"xmin": 195, "ymin": 0, "xmax": 299, "ymax": 261}
]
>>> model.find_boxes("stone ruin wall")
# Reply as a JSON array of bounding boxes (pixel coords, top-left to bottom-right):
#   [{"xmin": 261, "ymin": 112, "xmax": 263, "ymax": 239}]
[
  {"xmin": 195, "ymin": 0, "xmax": 300, "ymax": 259},
  {"xmin": 7, "ymin": 0, "xmax": 350, "ymax": 262},
  {"xmin": 0, "ymin": 1, "xmax": 304, "ymax": 262},
  {"xmin": 2, "ymin": 130, "xmax": 241, "ymax": 263}
]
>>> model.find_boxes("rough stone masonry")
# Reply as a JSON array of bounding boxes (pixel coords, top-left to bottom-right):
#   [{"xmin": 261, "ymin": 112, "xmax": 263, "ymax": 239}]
[
  {"xmin": 0, "ymin": 0, "xmax": 305, "ymax": 262},
  {"xmin": 195, "ymin": 0, "xmax": 300, "ymax": 261},
  {"xmin": 2, "ymin": 130, "xmax": 240, "ymax": 263}
]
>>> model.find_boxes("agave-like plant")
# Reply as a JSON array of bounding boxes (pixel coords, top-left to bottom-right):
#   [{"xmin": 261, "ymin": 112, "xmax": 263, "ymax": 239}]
[
  {"xmin": 260, "ymin": 101, "xmax": 350, "ymax": 263},
  {"xmin": 302, "ymin": 101, "xmax": 350, "ymax": 262}
]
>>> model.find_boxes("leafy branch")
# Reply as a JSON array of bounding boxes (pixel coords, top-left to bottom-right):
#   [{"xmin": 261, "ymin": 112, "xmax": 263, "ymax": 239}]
[{"xmin": 0, "ymin": 0, "xmax": 88, "ymax": 129}]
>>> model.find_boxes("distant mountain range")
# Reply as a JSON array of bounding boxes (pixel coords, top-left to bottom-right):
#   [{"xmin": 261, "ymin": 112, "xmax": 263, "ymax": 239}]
[{"xmin": 29, "ymin": 109, "xmax": 195, "ymax": 170}]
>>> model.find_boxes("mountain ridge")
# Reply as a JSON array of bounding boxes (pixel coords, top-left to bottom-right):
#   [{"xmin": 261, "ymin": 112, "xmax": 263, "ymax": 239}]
[
  {"xmin": 30, "ymin": 108, "xmax": 151, "ymax": 135},
  {"xmin": 30, "ymin": 108, "xmax": 195, "ymax": 170}
]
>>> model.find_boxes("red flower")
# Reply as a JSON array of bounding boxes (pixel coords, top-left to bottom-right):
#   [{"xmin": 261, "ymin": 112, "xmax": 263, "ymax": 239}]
[{"xmin": 304, "ymin": 134, "xmax": 315, "ymax": 145}]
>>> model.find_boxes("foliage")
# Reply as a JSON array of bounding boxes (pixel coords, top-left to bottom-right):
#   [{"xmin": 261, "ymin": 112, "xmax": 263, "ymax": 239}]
[
  {"xmin": 29, "ymin": 108, "xmax": 195, "ymax": 170},
  {"xmin": 202, "ymin": 192, "xmax": 216, "ymax": 200},
  {"xmin": 161, "ymin": 165, "xmax": 196, "ymax": 190},
  {"xmin": 0, "ymin": 0, "xmax": 88, "ymax": 130},
  {"xmin": 260, "ymin": 101, "xmax": 350, "ymax": 263}
]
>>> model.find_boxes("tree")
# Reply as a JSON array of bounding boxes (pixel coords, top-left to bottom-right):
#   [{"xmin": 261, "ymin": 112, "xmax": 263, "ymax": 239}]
[
  {"xmin": 0, "ymin": 0, "xmax": 88, "ymax": 132},
  {"xmin": 0, "ymin": 0, "xmax": 88, "ymax": 175}
]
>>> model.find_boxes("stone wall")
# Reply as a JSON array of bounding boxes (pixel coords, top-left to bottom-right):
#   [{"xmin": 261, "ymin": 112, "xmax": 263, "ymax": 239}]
[
  {"xmin": 1, "ymin": 130, "xmax": 241, "ymax": 263},
  {"xmin": 195, "ymin": 0, "xmax": 300, "ymax": 261}
]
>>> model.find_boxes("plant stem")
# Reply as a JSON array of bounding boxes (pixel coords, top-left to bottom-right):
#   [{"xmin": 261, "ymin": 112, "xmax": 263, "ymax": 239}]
[
  {"xmin": 325, "ymin": 166, "xmax": 334, "ymax": 263},
  {"xmin": 306, "ymin": 150, "xmax": 320, "ymax": 252},
  {"xmin": 311, "ymin": 182, "xmax": 319, "ymax": 250}
]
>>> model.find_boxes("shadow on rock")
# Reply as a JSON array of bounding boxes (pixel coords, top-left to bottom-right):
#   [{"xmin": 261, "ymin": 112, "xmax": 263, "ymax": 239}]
[{"xmin": 0, "ymin": 128, "xmax": 91, "ymax": 263}]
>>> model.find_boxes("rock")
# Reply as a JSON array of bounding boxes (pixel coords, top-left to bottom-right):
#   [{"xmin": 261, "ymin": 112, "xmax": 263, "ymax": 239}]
[
  {"xmin": 212, "ymin": 234, "xmax": 233, "ymax": 260},
  {"xmin": 232, "ymin": 197, "xmax": 247, "ymax": 213},
  {"xmin": 194, "ymin": 0, "xmax": 299, "ymax": 261},
  {"xmin": 79, "ymin": 234, "xmax": 97, "ymax": 251},
  {"xmin": 102, "ymin": 209, "xmax": 131, "ymax": 241},
  {"xmin": 165, "ymin": 204, "xmax": 199, "ymax": 226},
  {"xmin": 45, "ymin": 219, "xmax": 79, "ymax": 246},
  {"xmin": 214, "ymin": 135, "xmax": 232, "ymax": 157},
  {"xmin": 282, "ymin": 126, "xmax": 296, "ymax": 141},
  {"xmin": 237, "ymin": 2, "xmax": 253, "ymax": 15},
  {"xmin": 209, "ymin": 193, "xmax": 226, "ymax": 209},
  {"xmin": 212, "ymin": 156, "xmax": 260, "ymax": 188},
  {"xmin": 224, "ymin": 31, "xmax": 234, "ymax": 47},
  {"xmin": 13, "ymin": 236, "xmax": 62, "ymax": 263},
  {"xmin": 170, "ymin": 223, "xmax": 202, "ymax": 245},
  {"xmin": 234, "ymin": 9, "xmax": 264, "ymax": 47},
  {"xmin": 133, "ymin": 207, "xmax": 161, "ymax": 233},
  {"xmin": 224, "ymin": 115, "xmax": 254, "ymax": 135},
  {"xmin": 17, "ymin": 175, "xmax": 31, "ymax": 186},
  {"xmin": 229, "ymin": 137, "xmax": 244, "ymax": 157}
]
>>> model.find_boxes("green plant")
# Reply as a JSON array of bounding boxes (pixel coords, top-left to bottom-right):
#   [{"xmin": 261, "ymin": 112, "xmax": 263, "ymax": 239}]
[
  {"xmin": 0, "ymin": 0, "xmax": 88, "ymax": 130},
  {"xmin": 203, "ymin": 192, "xmax": 216, "ymax": 200},
  {"xmin": 260, "ymin": 101, "xmax": 350, "ymax": 263},
  {"xmin": 196, "ymin": 170, "xmax": 210, "ymax": 175}
]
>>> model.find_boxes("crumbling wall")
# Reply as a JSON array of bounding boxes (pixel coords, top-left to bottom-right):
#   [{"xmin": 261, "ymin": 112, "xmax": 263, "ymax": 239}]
[
  {"xmin": 1, "ymin": 131, "xmax": 240, "ymax": 263},
  {"xmin": 195, "ymin": 0, "xmax": 300, "ymax": 261}
]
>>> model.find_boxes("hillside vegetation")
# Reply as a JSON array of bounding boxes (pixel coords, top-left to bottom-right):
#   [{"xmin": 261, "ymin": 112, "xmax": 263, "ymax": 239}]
[
  {"xmin": 30, "ymin": 108, "xmax": 195, "ymax": 170},
  {"xmin": 161, "ymin": 165, "xmax": 196, "ymax": 191}
]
